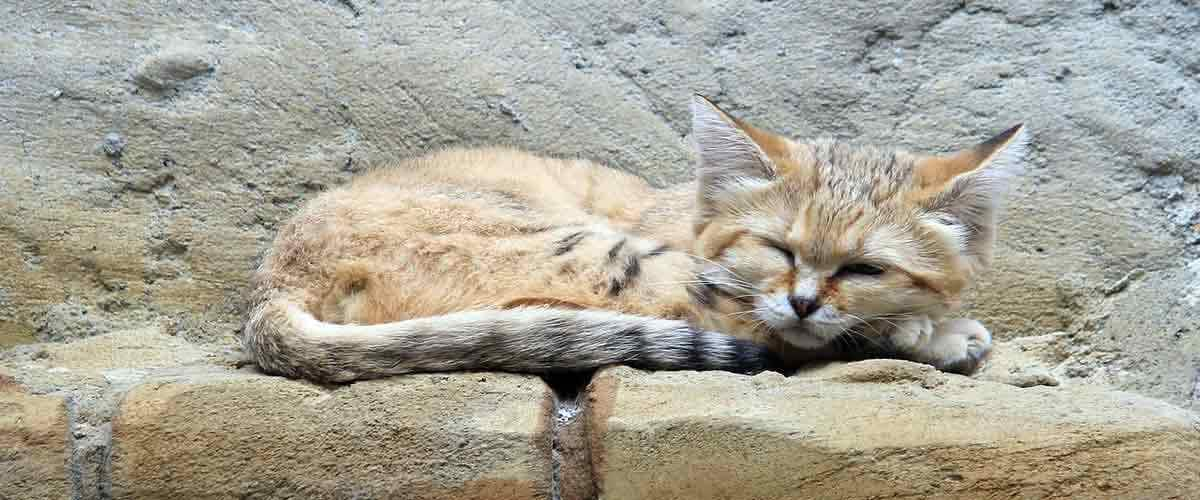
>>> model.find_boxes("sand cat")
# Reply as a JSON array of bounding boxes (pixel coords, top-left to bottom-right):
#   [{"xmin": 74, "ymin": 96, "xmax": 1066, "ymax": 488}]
[{"xmin": 243, "ymin": 95, "xmax": 1027, "ymax": 383}]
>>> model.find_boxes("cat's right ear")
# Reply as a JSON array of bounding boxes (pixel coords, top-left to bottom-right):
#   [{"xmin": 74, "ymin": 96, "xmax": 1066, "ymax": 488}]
[
  {"xmin": 912, "ymin": 124, "xmax": 1029, "ymax": 270},
  {"xmin": 690, "ymin": 95, "xmax": 777, "ymax": 198}
]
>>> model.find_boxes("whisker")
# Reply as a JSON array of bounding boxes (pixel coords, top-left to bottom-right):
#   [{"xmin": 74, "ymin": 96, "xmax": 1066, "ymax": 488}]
[
  {"xmin": 840, "ymin": 313, "xmax": 889, "ymax": 350},
  {"xmin": 662, "ymin": 250, "xmax": 756, "ymax": 288},
  {"xmin": 643, "ymin": 280, "xmax": 710, "ymax": 287},
  {"xmin": 747, "ymin": 319, "xmax": 769, "ymax": 333},
  {"xmin": 835, "ymin": 329, "xmax": 860, "ymax": 351},
  {"xmin": 670, "ymin": 251, "xmax": 740, "ymax": 276}
]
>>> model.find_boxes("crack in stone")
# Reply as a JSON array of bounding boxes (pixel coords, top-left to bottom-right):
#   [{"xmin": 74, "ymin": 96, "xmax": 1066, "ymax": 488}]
[
  {"xmin": 65, "ymin": 395, "xmax": 85, "ymax": 500},
  {"xmin": 543, "ymin": 371, "xmax": 597, "ymax": 500}
]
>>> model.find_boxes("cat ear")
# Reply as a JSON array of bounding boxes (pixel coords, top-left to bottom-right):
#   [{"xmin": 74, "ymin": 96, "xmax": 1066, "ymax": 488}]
[
  {"xmin": 913, "ymin": 124, "xmax": 1029, "ymax": 268},
  {"xmin": 690, "ymin": 95, "xmax": 777, "ymax": 194},
  {"xmin": 914, "ymin": 124, "xmax": 1028, "ymax": 190}
]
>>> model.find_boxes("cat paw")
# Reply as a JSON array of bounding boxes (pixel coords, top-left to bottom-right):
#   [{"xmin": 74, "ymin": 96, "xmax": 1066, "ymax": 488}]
[
  {"xmin": 930, "ymin": 319, "xmax": 993, "ymax": 375},
  {"xmin": 888, "ymin": 316, "xmax": 934, "ymax": 351}
]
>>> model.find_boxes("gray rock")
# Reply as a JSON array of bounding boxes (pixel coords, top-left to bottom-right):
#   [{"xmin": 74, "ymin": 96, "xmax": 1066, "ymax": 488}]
[
  {"xmin": 100, "ymin": 132, "xmax": 126, "ymax": 157},
  {"xmin": 131, "ymin": 43, "xmax": 215, "ymax": 91},
  {"xmin": 35, "ymin": 300, "xmax": 111, "ymax": 343},
  {"xmin": 1073, "ymin": 258, "xmax": 1200, "ymax": 411}
]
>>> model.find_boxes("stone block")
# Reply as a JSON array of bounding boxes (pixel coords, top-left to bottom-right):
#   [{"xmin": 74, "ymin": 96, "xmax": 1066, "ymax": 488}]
[
  {"xmin": 0, "ymin": 376, "xmax": 70, "ymax": 500},
  {"xmin": 110, "ymin": 372, "xmax": 554, "ymax": 500},
  {"xmin": 585, "ymin": 363, "xmax": 1200, "ymax": 500}
]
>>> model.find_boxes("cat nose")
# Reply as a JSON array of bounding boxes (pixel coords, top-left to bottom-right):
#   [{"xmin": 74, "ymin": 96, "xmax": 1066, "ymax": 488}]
[{"xmin": 788, "ymin": 295, "xmax": 819, "ymax": 319}]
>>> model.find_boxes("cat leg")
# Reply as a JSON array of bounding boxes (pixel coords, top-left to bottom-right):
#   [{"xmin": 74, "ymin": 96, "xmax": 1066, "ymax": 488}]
[{"xmin": 888, "ymin": 317, "xmax": 992, "ymax": 375}]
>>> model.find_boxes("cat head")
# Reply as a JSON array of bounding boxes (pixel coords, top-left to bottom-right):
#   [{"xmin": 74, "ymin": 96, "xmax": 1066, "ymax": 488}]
[{"xmin": 688, "ymin": 95, "xmax": 1027, "ymax": 349}]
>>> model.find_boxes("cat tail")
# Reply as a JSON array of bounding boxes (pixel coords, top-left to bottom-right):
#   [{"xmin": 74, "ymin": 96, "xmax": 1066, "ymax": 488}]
[{"xmin": 242, "ymin": 295, "xmax": 784, "ymax": 383}]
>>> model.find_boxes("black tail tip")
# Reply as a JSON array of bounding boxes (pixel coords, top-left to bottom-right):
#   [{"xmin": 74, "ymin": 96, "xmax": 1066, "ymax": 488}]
[{"xmin": 729, "ymin": 338, "xmax": 789, "ymax": 376}]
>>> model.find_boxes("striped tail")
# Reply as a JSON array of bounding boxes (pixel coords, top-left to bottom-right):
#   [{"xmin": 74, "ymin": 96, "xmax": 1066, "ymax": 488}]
[{"xmin": 242, "ymin": 296, "xmax": 783, "ymax": 383}]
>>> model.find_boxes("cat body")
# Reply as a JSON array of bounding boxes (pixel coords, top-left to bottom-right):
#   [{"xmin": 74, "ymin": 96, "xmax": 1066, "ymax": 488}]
[{"xmin": 243, "ymin": 96, "xmax": 1027, "ymax": 383}]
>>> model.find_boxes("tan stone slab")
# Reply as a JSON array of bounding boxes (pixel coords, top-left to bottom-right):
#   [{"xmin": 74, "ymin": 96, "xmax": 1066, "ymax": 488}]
[
  {"xmin": 586, "ymin": 361, "xmax": 1200, "ymax": 500},
  {"xmin": 0, "ymin": 376, "xmax": 70, "ymax": 500},
  {"xmin": 41, "ymin": 327, "xmax": 212, "ymax": 371},
  {"xmin": 110, "ymin": 372, "xmax": 554, "ymax": 500}
]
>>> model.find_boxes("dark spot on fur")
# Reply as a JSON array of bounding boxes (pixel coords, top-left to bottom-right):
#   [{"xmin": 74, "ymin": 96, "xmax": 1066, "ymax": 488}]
[
  {"xmin": 620, "ymin": 324, "xmax": 649, "ymax": 365},
  {"xmin": 552, "ymin": 231, "xmax": 587, "ymax": 256},
  {"xmin": 607, "ymin": 254, "xmax": 642, "ymax": 296},
  {"xmin": 606, "ymin": 238, "xmax": 627, "ymax": 262},
  {"xmin": 517, "ymin": 224, "xmax": 554, "ymax": 234},
  {"xmin": 689, "ymin": 331, "xmax": 707, "ymax": 369},
  {"xmin": 728, "ymin": 338, "xmax": 785, "ymax": 374}
]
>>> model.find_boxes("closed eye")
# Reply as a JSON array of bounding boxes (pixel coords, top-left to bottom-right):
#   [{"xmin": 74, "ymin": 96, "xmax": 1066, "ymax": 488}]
[{"xmin": 837, "ymin": 263, "xmax": 885, "ymax": 276}]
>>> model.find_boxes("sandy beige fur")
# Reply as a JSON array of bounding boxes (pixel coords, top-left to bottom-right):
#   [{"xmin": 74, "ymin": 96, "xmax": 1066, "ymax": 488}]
[{"xmin": 243, "ymin": 95, "xmax": 1028, "ymax": 382}]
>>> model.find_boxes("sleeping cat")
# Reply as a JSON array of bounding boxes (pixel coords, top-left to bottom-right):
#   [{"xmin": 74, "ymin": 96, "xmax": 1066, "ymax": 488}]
[{"xmin": 242, "ymin": 95, "xmax": 1027, "ymax": 383}]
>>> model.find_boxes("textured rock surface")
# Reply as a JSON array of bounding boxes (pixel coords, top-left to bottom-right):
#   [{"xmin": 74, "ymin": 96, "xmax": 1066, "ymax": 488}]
[
  {"xmin": 2, "ymin": 0, "xmax": 1200, "ymax": 407},
  {"xmin": 584, "ymin": 364, "xmax": 1200, "ymax": 500},
  {"xmin": 1, "ymin": 1, "xmax": 1198, "ymax": 409},
  {"xmin": 109, "ymin": 372, "xmax": 554, "ymax": 499},
  {"xmin": 0, "ymin": 376, "xmax": 71, "ymax": 500},
  {"xmin": 2, "ymin": 1, "xmax": 1200, "ymax": 499}
]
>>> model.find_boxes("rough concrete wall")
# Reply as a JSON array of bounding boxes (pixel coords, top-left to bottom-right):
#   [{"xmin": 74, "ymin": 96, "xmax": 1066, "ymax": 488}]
[
  {"xmin": 1, "ymin": 1, "xmax": 1199, "ymax": 498},
  {"xmin": 3, "ymin": 2, "xmax": 1198, "ymax": 405}
]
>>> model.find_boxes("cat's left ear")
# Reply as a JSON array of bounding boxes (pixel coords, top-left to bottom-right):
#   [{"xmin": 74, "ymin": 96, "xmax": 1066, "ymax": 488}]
[
  {"xmin": 690, "ymin": 95, "xmax": 788, "ymax": 200},
  {"xmin": 913, "ymin": 124, "xmax": 1030, "ymax": 267}
]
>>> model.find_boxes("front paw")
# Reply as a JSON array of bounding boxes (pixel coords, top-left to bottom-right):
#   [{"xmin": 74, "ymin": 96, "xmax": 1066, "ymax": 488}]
[
  {"xmin": 888, "ymin": 316, "xmax": 933, "ymax": 351},
  {"xmin": 928, "ymin": 319, "xmax": 993, "ymax": 375}
]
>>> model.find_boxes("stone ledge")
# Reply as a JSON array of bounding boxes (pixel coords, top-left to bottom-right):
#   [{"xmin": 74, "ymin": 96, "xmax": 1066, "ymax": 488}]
[
  {"xmin": 83, "ymin": 360, "xmax": 1200, "ymax": 500},
  {"xmin": 583, "ymin": 361, "xmax": 1200, "ymax": 500},
  {"xmin": 0, "ymin": 376, "xmax": 71, "ymax": 500},
  {"xmin": 108, "ymin": 372, "xmax": 555, "ymax": 500}
]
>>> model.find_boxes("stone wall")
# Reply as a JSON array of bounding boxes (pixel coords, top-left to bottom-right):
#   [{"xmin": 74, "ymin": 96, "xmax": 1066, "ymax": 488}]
[
  {"xmin": 2, "ymin": 1, "xmax": 1199, "ymax": 498},
  {"xmin": 4, "ymin": 359, "xmax": 1199, "ymax": 499}
]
